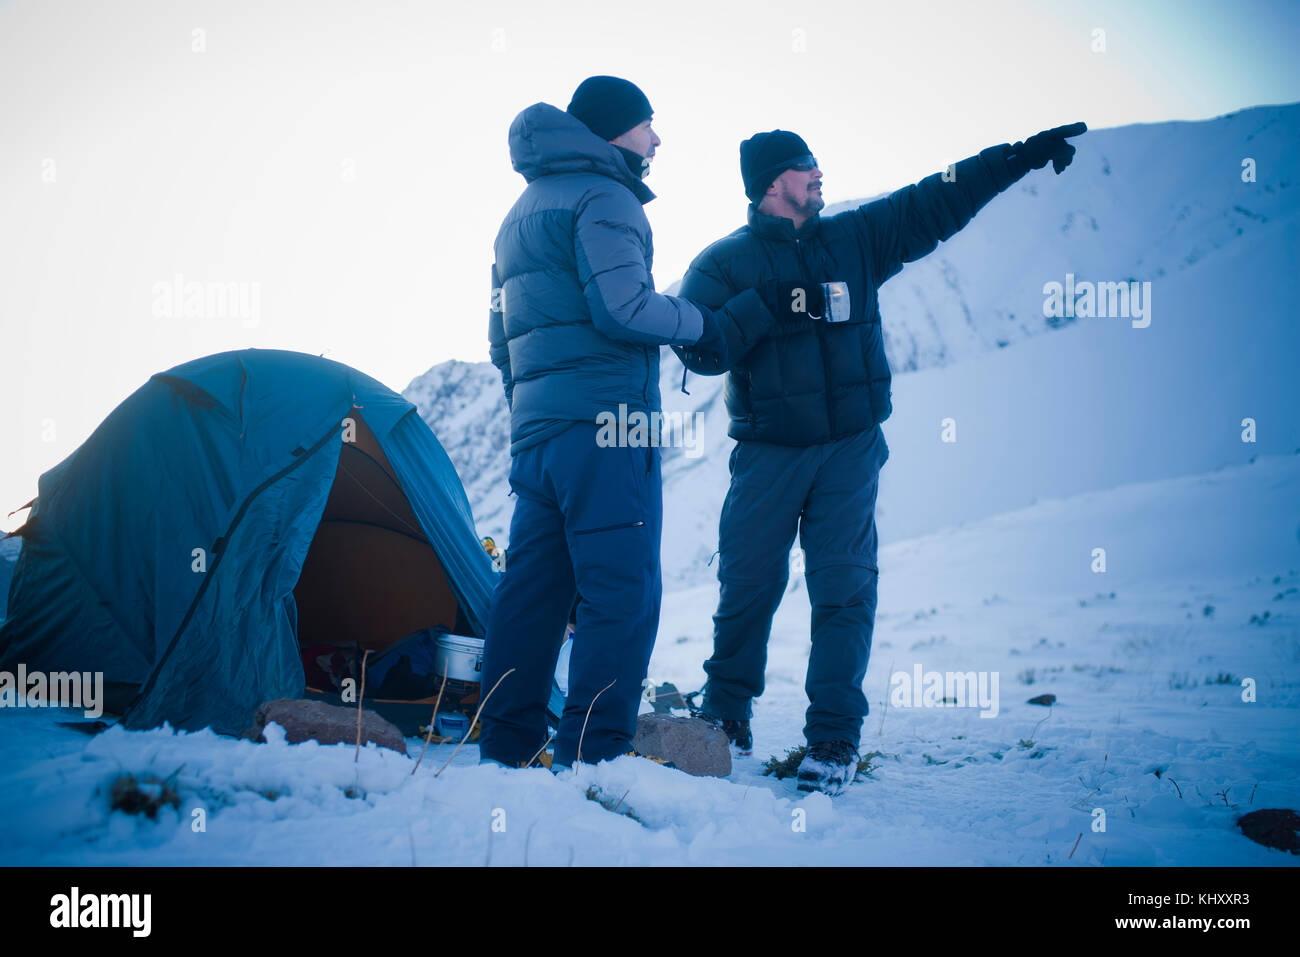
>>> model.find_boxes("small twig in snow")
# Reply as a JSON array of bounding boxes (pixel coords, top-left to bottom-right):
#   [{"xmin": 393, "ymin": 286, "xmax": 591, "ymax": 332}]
[
  {"xmin": 524, "ymin": 820, "xmax": 537, "ymax": 867},
  {"xmin": 354, "ymin": 648, "xmax": 371, "ymax": 763},
  {"xmin": 436, "ymin": 668, "xmax": 515, "ymax": 777},
  {"xmin": 525, "ymin": 732, "xmax": 556, "ymax": 769},
  {"xmin": 1027, "ymin": 707, "xmax": 1052, "ymax": 743},
  {"xmin": 412, "ymin": 672, "xmax": 449, "ymax": 774},
  {"xmin": 576, "ymin": 679, "xmax": 617, "ymax": 763},
  {"xmin": 877, "ymin": 659, "xmax": 895, "ymax": 736}
]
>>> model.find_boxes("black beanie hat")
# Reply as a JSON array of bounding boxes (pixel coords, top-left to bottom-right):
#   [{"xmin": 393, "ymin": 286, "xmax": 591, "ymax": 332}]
[
  {"xmin": 740, "ymin": 129, "xmax": 813, "ymax": 202},
  {"xmin": 566, "ymin": 76, "xmax": 653, "ymax": 141}
]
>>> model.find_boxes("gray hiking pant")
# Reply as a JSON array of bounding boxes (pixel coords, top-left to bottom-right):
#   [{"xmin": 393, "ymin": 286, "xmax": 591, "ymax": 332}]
[{"xmin": 702, "ymin": 424, "xmax": 889, "ymax": 748}]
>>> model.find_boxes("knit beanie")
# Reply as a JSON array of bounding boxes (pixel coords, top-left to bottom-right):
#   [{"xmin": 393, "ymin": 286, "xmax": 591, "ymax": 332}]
[
  {"xmin": 740, "ymin": 129, "xmax": 814, "ymax": 201},
  {"xmin": 566, "ymin": 76, "xmax": 653, "ymax": 141}
]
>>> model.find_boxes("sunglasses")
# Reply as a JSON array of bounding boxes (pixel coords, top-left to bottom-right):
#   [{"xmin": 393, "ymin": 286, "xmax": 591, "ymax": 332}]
[{"xmin": 786, "ymin": 155, "xmax": 819, "ymax": 172}]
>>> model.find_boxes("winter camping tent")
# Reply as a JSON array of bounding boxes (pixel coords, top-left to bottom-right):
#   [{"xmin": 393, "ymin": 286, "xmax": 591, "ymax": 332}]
[{"xmin": 0, "ymin": 349, "xmax": 498, "ymax": 735}]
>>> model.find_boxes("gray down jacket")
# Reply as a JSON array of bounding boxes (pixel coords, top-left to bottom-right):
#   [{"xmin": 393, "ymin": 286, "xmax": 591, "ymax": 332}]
[{"xmin": 489, "ymin": 102, "xmax": 773, "ymax": 454}]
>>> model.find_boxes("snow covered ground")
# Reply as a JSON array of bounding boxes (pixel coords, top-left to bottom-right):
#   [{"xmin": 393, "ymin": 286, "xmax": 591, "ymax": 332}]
[{"xmin": 2, "ymin": 452, "xmax": 1296, "ymax": 866}]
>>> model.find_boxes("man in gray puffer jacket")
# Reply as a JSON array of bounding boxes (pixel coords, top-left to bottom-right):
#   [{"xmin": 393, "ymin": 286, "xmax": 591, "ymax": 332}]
[{"xmin": 479, "ymin": 77, "xmax": 775, "ymax": 770}]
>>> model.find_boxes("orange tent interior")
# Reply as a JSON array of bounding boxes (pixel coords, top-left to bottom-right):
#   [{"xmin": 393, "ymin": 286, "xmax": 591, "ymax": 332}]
[{"xmin": 292, "ymin": 409, "xmax": 469, "ymax": 657}]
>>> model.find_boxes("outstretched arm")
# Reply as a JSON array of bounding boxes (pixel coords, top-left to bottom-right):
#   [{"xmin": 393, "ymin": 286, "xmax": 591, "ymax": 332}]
[{"xmin": 857, "ymin": 122, "xmax": 1088, "ymax": 282}]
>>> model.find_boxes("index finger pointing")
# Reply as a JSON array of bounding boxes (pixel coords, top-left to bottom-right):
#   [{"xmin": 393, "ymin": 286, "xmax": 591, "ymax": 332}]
[{"xmin": 1050, "ymin": 122, "xmax": 1088, "ymax": 139}]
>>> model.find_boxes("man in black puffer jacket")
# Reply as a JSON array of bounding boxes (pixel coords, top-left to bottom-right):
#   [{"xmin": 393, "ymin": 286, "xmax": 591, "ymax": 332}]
[{"xmin": 675, "ymin": 122, "xmax": 1087, "ymax": 793}]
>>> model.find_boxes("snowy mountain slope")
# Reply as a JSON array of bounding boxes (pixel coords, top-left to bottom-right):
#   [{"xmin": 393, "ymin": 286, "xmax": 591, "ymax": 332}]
[
  {"xmin": 401, "ymin": 359, "xmax": 513, "ymax": 537},
  {"xmin": 2, "ymin": 453, "xmax": 1295, "ymax": 866},
  {"xmin": 404, "ymin": 103, "xmax": 1299, "ymax": 588}
]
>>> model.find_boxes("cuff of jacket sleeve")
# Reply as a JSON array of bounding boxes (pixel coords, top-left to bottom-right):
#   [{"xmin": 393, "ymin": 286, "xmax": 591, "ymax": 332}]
[
  {"xmin": 979, "ymin": 143, "xmax": 1023, "ymax": 192},
  {"xmin": 676, "ymin": 298, "xmax": 706, "ymax": 345}
]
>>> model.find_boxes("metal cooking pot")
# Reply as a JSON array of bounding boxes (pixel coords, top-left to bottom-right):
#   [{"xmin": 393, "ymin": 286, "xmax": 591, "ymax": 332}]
[{"xmin": 434, "ymin": 633, "xmax": 485, "ymax": 684}]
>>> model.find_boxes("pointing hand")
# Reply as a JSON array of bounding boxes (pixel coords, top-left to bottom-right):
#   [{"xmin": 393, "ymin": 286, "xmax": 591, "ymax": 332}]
[{"xmin": 1008, "ymin": 122, "xmax": 1088, "ymax": 175}]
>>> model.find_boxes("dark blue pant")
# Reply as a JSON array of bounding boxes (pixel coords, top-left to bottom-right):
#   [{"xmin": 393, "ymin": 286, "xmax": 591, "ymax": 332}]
[
  {"xmin": 479, "ymin": 422, "xmax": 662, "ymax": 767},
  {"xmin": 702, "ymin": 425, "xmax": 888, "ymax": 749}
]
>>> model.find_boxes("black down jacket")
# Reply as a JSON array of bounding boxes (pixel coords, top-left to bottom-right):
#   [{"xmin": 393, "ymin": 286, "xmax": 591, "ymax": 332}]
[{"xmin": 674, "ymin": 144, "xmax": 1025, "ymax": 446}]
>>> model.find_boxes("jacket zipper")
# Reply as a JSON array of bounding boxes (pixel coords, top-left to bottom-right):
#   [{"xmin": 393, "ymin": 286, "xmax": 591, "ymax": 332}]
[{"xmin": 797, "ymin": 237, "xmax": 838, "ymax": 437}]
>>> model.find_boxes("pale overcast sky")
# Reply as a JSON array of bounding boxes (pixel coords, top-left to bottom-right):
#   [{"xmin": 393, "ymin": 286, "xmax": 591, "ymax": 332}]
[{"xmin": 2, "ymin": 0, "xmax": 1299, "ymax": 520}]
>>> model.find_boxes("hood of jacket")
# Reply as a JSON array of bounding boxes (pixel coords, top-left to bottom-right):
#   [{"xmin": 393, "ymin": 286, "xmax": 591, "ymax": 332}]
[{"xmin": 508, "ymin": 102, "xmax": 655, "ymax": 204}]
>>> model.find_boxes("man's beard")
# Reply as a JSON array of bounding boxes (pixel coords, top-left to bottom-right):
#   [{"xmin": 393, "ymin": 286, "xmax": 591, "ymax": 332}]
[{"xmin": 782, "ymin": 182, "xmax": 824, "ymax": 217}]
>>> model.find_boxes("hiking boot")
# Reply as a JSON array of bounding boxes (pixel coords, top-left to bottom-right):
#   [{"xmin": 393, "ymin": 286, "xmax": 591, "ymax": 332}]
[
  {"xmin": 796, "ymin": 741, "xmax": 859, "ymax": 795},
  {"xmin": 698, "ymin": 712, "xmax": 753, "ymax": 756}
]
